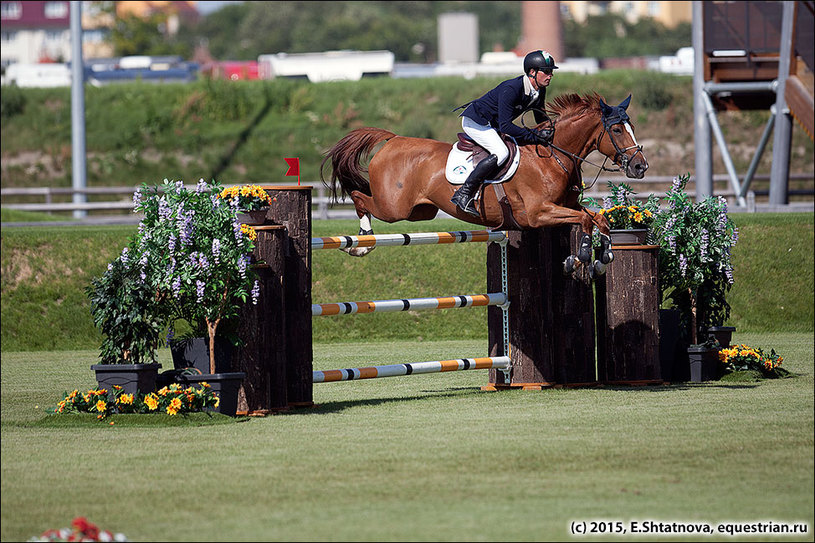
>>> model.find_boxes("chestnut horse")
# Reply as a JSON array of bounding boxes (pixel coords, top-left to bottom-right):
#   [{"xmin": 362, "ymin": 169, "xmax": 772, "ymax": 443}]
[{"xmin": 321, "ymin": 92, "xmax": 648, "ymax": 275}]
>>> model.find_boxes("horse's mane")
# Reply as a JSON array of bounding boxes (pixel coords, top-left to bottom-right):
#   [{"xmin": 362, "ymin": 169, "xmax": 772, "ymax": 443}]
[{"xmin": 546, "ymin": 92, "xmax": 603, "ymax": 121}]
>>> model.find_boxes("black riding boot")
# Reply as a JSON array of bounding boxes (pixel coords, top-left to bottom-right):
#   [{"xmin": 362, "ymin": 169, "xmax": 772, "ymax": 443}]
[{"xmin": 451, "ymin": 154, "xmax": 498, "ymax": 217}]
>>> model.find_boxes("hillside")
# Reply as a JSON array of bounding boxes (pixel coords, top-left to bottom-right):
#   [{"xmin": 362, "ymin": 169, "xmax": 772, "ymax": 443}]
[{"xmin": 2, "ymin": 71, "xmax": 813, "ymax": 206}]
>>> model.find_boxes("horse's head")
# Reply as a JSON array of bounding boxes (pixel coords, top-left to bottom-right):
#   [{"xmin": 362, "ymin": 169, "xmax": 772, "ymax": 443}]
[{"xmin": 597, "ymin": 95, "xmax": 649, "ymax": 179}]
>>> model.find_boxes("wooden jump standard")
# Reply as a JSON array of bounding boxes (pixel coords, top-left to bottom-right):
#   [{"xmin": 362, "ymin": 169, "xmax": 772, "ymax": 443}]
[{"xmin": 232, "ymin": 186, "xmax": 661, "ymax": 415}]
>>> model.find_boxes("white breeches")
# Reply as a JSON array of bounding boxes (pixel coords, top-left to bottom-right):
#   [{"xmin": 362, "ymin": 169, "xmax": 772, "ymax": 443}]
[{"xmin": 461, "ymin": 116, "xmax": 510, "ymax": 166}]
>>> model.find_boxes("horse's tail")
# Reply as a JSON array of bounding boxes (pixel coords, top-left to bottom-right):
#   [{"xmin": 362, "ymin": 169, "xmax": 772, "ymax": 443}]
[{"xmin": 321, "ymin": 127, "xmax": 396, "ymax": 202}]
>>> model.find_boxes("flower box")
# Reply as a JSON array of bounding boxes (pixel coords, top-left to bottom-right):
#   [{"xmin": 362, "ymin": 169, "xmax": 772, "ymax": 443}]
[
  {"xmin": 90, "ymin": 363, "xmax": 161, "ymax": 395},
  {"xmin": 609, "ymin": 228, "xmax": 648, "ymax": 245},
  {"xmin": 178, "ymin": 372, "xmax": 246, "ymax": 416}
]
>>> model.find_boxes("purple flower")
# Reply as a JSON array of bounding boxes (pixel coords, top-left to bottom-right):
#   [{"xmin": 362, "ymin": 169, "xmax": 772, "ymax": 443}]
[
  {"xmin": 700, "ymin": 229, "xmax": 709, "ymax": 260},
  {"xmin": 731, "ymin": 227, "xmax": 739, "ymax": 246},
  {"xmin": 172, "ymin": 276, "xmax": 182, "ymax": 298},
  {"xmin": 196, "ymin": 280, "xmax": 205, "ymax": 303},
  {"xmin": 166, "ymin": 329, "xmax": 174, "ymax": 346},
  {"xmin": 132, "ymin": 189, "xmax": 142, "ymax": 207},
  {"xmin": 251, "ymin": 280, "xmax": 260, "ymax": 305},
  {"xmin": 671, "ymin": 176, "xmax": 682, "ymax": 192},
  {"xmin": 158, "ymin": 198, "xmax": 171, "ymax": 221},
  {"xmin": 120, "ymin": 247, "xmax": 129, "ymax": 265},
  {"xmin": 212, "ymin": 238, "xmax": 221, "ymax": 264},
  {"xmin": 238, "ymin": 255, "xmax": 247, "ymax": 279},
  {"xmin": 679, "ymin": 254, "xmax": 688, "ymax": 277},
  {"xmin": 178, "ymin": 211, "xmax": 194, "ymax": 246},
  {"xmin": 196, "ymin": 178, "xmax": 208, "ymax": 193},
  {"xmin": 189, "ymin": 252, "xmax": 209, "ymax": 270},
  {"xmin": 175, "ymin": 180, "xmax": 184, "ymax": 194},
  {"xmin": 668, "ymin": 235, "xmax": 677, "ymax": 255},
  {"xmin": 168, "ymin": 234, "xmax": 176, "ymax": 253}
]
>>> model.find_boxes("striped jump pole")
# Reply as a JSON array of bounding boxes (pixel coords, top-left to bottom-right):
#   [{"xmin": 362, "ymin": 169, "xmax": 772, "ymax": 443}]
[
  {"xmin": 311, "ymin": 230, "xmax": 507, "ymax": 251},
  {"xmin": 313, "ymin": 356, "xmax": 510, "ymax": 383},
  {"xmin": 312, "ymin": 228, "xmax": 512, "ymax": 384},
  {"xmin": 313, "ymin": 292, "xmax": 507, "ymax": 316}
]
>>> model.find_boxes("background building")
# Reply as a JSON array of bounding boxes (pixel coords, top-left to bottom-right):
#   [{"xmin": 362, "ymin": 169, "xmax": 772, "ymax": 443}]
[
  {"xmin": 1, "ymin": 0, "xmax": 198, "ymax": 67},
  {"xmin": 561, "ymin": 0, "xmax": 691, "ymax": 28}
]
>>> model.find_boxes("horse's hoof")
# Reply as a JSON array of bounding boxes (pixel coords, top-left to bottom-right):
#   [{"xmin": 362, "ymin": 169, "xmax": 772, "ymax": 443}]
[
  {"xmin": 342, "ymin": 246, "xmax": 375, "ymax": 257},
  {"xmin": 593, "ymin": 260, "xmax": 607, "ymax": 276},
  {"xmin": 563, "ymin": 255, "xmax": 576, "ymax": 275},
  {"xmin": 601, "ymin": 250, "xmax": 614, "ymax": 265}
]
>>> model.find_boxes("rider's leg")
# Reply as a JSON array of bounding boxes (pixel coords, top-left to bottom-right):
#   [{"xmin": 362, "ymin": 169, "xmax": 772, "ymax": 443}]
[{"xmin": 451, "ymin": 117, "xmax": 509, "ymax": 216}]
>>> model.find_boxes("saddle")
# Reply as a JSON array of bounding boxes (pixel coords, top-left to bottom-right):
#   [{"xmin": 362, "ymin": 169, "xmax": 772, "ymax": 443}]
[
  {"xmin": 455, "ymin": 133, "xmax": 519, "ymax": 179},
  {"xmin": 451, "ymin": 133, "xmax": 523, "ymax": 230}
]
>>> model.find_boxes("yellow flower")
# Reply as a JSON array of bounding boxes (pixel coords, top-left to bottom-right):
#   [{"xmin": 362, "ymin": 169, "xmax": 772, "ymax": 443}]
[
  {"xmin": 144, "ymin": 394, "xmax": 159, "ymax": 411},
  {"xmin": 95, "ymin": 399, "xmax": 107, "ymax": 412},
  {"xmin": 241, "ymin": 224, "xmax": 257, "ymax": 241},
  {"xmin": 166, "ymin": 405, "xmax": 179, "ymax": 415},
  {"xmin": 633, "ymin": 212, "xmax": 643, "ymax": 222},
  {"xmin": 169, "ymin": 397, "xmax": 182, "ymax": 410},
  {"xmin": 117, "ymin": 393, "xmax": 134, "ymax": 405}
]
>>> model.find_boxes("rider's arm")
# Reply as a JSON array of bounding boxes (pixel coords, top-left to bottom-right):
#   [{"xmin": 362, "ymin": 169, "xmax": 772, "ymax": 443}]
[{"xmin": 496, "ymin": 85, "xmax": 538, "ymax": 144}]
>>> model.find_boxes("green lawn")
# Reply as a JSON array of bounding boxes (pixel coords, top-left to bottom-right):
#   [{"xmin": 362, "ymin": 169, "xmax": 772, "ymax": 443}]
[{"xmin": 2, "ymin": 332, "xmax": 812, "ymax": 542}]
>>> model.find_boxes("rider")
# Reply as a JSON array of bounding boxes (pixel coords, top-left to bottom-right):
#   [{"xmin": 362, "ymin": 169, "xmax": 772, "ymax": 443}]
[{"xmin": 451, "ymin": 50, "xmax": 558, "ymax": 217}]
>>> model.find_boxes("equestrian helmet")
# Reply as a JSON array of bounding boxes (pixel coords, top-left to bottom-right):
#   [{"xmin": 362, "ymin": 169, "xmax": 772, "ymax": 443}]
[{"xmin": 524, "ymin": 50, "xmax": 559, "ymax": 75}]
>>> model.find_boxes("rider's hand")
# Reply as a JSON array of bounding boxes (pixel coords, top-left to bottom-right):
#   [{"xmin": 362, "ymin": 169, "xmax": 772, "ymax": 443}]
[{"xmin": 535, "ymin": 127, "xmax": 554, "ymax": 145}]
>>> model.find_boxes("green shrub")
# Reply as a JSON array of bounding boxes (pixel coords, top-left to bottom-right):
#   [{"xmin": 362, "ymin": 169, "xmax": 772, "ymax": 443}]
[{"xmin": 0, "ymin": 84, "xmax": 26, "ymax": 119}]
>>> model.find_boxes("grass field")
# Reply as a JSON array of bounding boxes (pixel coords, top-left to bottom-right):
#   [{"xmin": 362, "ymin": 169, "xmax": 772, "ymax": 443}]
[
  {"xmin": 2, "ymin": 213, "xmax": 813, "ymax": 541},
  {"xmin": 2, "ymin": 214, "xmax": 813, "ymax": 352},
  {"xmin": 1, "ymin": 332, "xmax": 813, "ymax": 542}
]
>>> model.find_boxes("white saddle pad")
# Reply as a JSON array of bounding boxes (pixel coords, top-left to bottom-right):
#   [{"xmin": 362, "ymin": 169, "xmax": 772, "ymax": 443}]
[{"xmin": 444, "ymin": 138, "xmax": 521, "ymax": 185}]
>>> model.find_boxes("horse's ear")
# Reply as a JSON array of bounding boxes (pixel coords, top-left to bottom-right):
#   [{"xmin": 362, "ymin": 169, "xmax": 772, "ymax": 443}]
[
  {"xmin": 599, "ymin": 99, "xmax": 613, "ymax": 115},
  {"xmin": 619, "ymin": 94, "xmax": 632, "ymax": 110}
]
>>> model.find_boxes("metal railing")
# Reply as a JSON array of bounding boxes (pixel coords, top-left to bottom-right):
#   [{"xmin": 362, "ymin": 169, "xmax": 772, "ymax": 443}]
[
  {"xmin": 2, "ymin": 174, "xmax": 812, "ymax": 217},
  {"xmin": 0, "ymin": 183, "xmax": 358, "ymax": 219}
]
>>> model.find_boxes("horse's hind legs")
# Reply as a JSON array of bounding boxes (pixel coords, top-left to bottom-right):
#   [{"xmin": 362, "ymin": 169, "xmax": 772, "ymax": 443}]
[{"xmin": 341, "ymin": 212, "xmax": 376, "ymax": 257}]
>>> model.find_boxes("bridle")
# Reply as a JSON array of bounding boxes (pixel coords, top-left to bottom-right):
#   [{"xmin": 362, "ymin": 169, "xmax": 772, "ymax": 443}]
[
  {"xmin": 525, "ymin": 107, "xmax": 645, "ymax": 190},
  {"xmin": 598, "ymin": 110, "xmax": 645, "ymax": 174}
]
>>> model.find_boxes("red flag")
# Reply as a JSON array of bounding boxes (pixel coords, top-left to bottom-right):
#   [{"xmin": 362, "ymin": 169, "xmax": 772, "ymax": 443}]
[{"xmin": 284, "ymin": 157, "xmax": 300, "ymax": 177}]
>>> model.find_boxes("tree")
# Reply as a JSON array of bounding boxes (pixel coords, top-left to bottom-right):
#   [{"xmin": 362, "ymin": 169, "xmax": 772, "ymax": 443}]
[{"xmin": 111, "ymin": 13, "xmax": 190, "ymax": 57}]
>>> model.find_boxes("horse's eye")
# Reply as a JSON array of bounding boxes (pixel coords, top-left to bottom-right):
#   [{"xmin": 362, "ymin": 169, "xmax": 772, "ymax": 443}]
[{"xmin": 613, "ymin": 127, "xmax": 623, "ymax": 134}]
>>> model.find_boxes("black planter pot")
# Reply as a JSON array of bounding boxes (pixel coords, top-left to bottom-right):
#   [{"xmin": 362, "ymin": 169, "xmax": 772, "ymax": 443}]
[
  {"xmin": 688, "ymin": 344, "xmax": 720, "ymax": 383},
  {"xmin": 178, "ymin": 372, "xmax": 246, "ymax": 416},
  {"xmin": 659, "ymin": 309, "xmax": 680, "ymax": 381},
  {"xmin": 91, "ymin": 363, "xmax": 161, "ymax": 395},
  {"xmin": 169, "ymin": 337, "xmax": 234, "ymax": 374},
  {"xmin": 707, "ymin": 326, "xmax": 736, "ymax": 348}
]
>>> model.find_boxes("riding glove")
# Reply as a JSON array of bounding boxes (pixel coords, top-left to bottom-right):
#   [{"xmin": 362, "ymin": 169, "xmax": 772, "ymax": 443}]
[{"xmin": 535, "ymin": 127, "xmax": 555, "ymax": 145}]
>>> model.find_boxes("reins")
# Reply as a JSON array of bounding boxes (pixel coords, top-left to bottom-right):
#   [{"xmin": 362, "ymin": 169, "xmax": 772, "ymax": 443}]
[{"xmin": 524, "ymin": 107, "xmax": 644, "ymax": 191}]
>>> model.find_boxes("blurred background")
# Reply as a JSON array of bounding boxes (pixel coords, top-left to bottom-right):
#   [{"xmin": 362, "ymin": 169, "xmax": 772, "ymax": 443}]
[{"xmin": 1, "ymin": 1, "xmax": 812, "ymax": 221}]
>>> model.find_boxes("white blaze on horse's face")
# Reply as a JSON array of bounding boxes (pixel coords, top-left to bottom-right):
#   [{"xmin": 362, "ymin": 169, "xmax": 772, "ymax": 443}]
[{"xmin": 623, "ymin": 122, "xmax": 638, "ymax": 147}]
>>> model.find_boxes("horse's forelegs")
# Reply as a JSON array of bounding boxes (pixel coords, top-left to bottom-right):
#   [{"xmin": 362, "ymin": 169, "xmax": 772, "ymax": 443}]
[
  {"xmin": 528, "ymin": 204, "xmax": 609, "ymax": 276},
  {"xmin": 341, "ymin": 212, "xmax": 376, "ymax": 257},
  {"xmin": 583, "ymin": 209, "xmax": 613, "ymax": 268}
]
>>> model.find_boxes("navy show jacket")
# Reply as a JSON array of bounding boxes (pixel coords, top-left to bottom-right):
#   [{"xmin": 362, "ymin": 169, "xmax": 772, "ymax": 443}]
[{"xmin": 459, "ymin": 75, "xmax": 548, "ymax": 145}]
